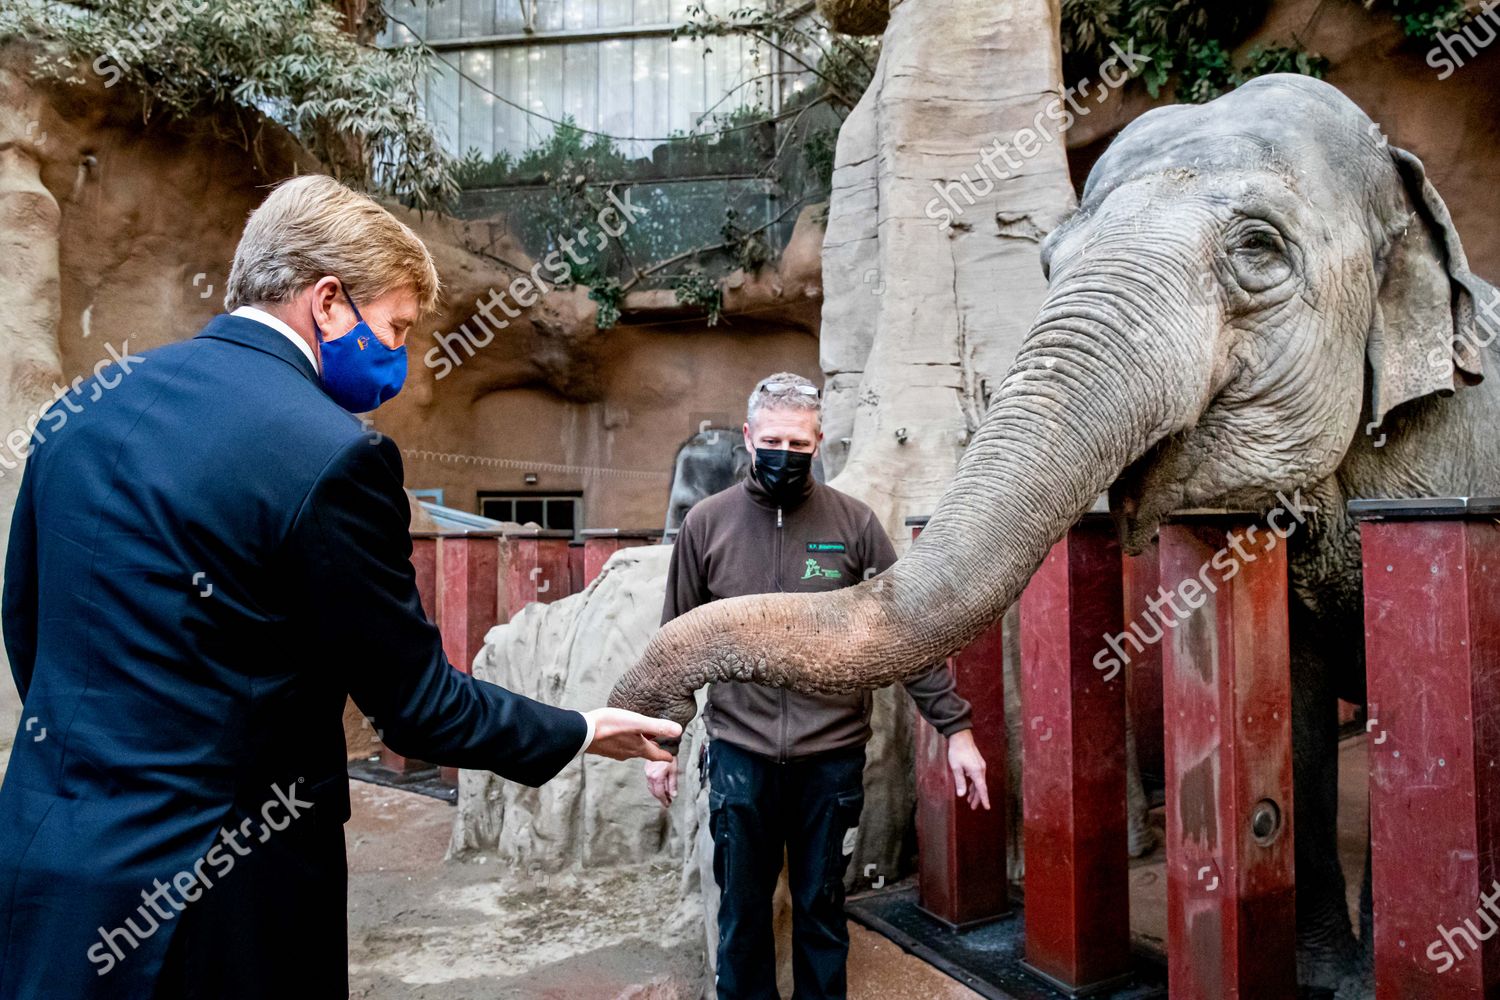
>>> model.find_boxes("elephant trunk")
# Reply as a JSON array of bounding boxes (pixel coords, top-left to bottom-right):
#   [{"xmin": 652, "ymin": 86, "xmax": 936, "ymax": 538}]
[{"xmin": 611, "ymin": 279, "xmax": 1197, "ymax": 726}]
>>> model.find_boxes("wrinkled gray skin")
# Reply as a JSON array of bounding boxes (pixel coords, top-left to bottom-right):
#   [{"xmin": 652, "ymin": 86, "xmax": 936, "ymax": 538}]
[
  {"xmin": 663, "ymin": 427, "xmax": 752, "ymax": 532},
  {"xmin": 613, "ymin": 75, "xmax": 1500, "ymax": 996},
  {"xmin": 666, "ymin": 429, "xmax": 1158, "ymax": 860}
]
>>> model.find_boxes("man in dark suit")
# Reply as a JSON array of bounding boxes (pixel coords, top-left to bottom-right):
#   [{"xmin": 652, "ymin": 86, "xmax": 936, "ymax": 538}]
[{"xmin": 0, "ymin": 175, "xmax": 680, "ymax": 999}]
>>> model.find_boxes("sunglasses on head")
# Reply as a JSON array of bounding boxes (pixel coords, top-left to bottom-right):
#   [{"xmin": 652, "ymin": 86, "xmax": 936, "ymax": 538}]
[{"xmin": 756, "ymin": 380, "xmax": 820, "ymax": 398}]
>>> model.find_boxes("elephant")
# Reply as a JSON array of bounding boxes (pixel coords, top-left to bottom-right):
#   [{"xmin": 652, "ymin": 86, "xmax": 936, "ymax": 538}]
[
  {"xmin": 662, "ymin": 426, "xmax": 752, "ymax": 533},
  {"xmin": 611, "ymin": 74, "xmax": 1500, "ymax": 995}
]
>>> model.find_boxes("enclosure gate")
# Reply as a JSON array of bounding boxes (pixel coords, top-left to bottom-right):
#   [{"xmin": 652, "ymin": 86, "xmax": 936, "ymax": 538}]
[
  {"xmin": 379, "ymin": 527, "xmax": 661, "ymax": 783},
  {"xmin": 389, "ymin": 504, "xmax": 1498, "ymax": 996},
  {"xmin": 911, "ymin": 498, "xmax": 1499, "ymax": 998}
]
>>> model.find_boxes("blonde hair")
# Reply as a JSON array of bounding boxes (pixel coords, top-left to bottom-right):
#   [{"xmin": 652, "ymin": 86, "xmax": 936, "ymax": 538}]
[{"xmin": 225, "ymin": 175, "xmax": 441, "ymax": 314}]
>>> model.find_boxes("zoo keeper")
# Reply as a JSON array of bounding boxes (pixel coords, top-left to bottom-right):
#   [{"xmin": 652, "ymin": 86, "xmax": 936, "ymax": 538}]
[{"xmin": 644, "ymin": 371, "xmax": 991, "ymax": 1000}]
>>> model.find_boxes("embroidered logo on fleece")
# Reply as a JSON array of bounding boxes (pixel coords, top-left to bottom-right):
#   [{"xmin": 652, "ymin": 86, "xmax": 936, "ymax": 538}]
[
  {"xmin": 807, "ymin": 541, "xmax": 845, "ymax": 552},
  {"xmin": 801, "ymin": 557, "xmax": 842, "ymax": 580}
]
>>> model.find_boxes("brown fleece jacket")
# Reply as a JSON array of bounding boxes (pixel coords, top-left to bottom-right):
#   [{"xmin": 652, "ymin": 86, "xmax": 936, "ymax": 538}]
[{"xmin": 662, "ymin": 471, "xmax": 973, "ymax": 761}]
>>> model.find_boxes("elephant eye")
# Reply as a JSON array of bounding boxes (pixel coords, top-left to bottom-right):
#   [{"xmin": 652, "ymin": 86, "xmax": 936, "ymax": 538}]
[
  {"xmin": 1233, "ymin": 228, "xmax": 1285, "ymax": 257},
  {"xmin": 1227, "ymin": 222, "xmax": 1292, "ymax": 293}
]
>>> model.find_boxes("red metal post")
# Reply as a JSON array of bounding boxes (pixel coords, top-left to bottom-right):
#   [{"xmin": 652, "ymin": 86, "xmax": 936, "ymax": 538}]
[
  {"xmin": 376, "ymin": 533, "xmax": 443, "ymax": 776},
  {"xmin": 1124, "ymin": 541, "xmax": 1165, "ymax": 786},
  {"xmin": 581, "ymin": 528, "xmax": 661, "ymax": 587},
  {"xmin": 1352, "ymin": 497, "xmax": 1500, "ymax": 999},
  {"xmin": 1159, "ymin": 513, "xmax": 1296, "ymax": 1000},
  {"xmin": 906, "ymin": 517, "xmax": 1010, "ymax": 928},
  {"xmin": 1018, "ymin": 513, "xmax": 1133, "ymax": 993},
  {"xmin": 410, "ymin": 534, "xmax": 439, "ymax": 624},
  {"xmin": 437, "ymin": 534, "xmax": 501, "ymax": 676},
  {"xmin": 437, "ymin": 533, "xmax": 502, "ymax": 786},
  {"xmin": 501, "ymin": 528, "xmax": 575, "ymax": 620},
  {"xmin": 568, "ymin": 541, "xmax": 585, "ymax": 595}
]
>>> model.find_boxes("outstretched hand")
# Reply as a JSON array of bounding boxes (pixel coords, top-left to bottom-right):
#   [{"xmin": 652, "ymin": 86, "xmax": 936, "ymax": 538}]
[
  {"xmin": 583, "ymin": 708, "xmax": 682, "ymax": 763},
  {"xmin": 947, "ymin": 728, "xmax": 991, "ymax": 811}
]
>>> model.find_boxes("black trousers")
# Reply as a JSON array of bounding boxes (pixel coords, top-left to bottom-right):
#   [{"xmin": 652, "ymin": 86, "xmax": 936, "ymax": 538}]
[{"xmin": 707, "ymin": 739, "xmax": 867, "ymax": 1000}]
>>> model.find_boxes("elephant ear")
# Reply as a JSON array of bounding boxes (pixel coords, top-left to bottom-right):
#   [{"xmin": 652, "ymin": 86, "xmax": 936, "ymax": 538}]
[{"xmin": 1367, "ymin": 145, "xmax": 1493, "ymax": 427}]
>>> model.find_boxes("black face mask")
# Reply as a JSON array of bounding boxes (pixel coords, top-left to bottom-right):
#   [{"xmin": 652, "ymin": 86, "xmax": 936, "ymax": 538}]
[{"xmin": 751, "ymin": 447, "xmax": 813, "ymax": 502}]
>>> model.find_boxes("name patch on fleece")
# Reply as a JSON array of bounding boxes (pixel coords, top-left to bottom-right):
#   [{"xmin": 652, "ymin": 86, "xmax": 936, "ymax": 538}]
[{"xmin": 806, "ymin": 541, "xmax": 846, "ymax": 552}]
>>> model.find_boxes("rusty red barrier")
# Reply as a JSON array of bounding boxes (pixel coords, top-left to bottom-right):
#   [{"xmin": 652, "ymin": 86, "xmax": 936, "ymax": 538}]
[
  {"xmin": 568, "ymin": 540, "xmax": 585, "ymax": 595},
  {"xmin": 1124, "ymin": 540, "xmax": 1165, "ymax": 787},
  {"xmin": 1159, "ymin": 512, "xmax": 1296, "ymax": 1000},
  {"xmin": 436, "ymin": 533, "xmax": 502, "ymax": 676},
  {"xmin": 375, "ymin": 533, "xmax": 444, "ymax": 776},
  {"xmin": 581, "ymin": 528, "xmax": 662, "ymax": 586},
  {"xmin": 906, "ymin": 516, "xmax": 1010, "ymax": 929},
  {"xmin": 1352, "ymin": 497, "xmax": 1500, "ymax": 999},
  {"xmin": 409, "ymin": 529, "xmax": 578, "ymax": 786},
  {"xmin": 500, "ymin": 528, "xmax": 574, "ymax": 620},
  {"xmin": 1019, "ymin": 511, "xmax": 1133, "ymax": 994},
  {"xmin": 410, "ymin": 535, "xmax": 439, "ymax": 625}
]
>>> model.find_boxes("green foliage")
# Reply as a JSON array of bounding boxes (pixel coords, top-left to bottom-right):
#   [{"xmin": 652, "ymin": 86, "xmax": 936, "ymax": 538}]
[
  {"xmin": 453, "ymin": 116, "xmax": 631, "ymax": 188},
  {"xmin": 1240, "ymin": 43, "xmax": 1332, "ymax": 80},
  {"xmin": 1173, "ymin": 39, "xmax": 1330, "ymax": 102},
  {"xmin": 803, "ymin": 124, "xmax": 839, "ymax": 192},
  {"xmin": 1381, "ymin": 0, "xmax": 1470, "ymax": 41},
  {"xmin": 1176, "ymin": 37, "xmax": 1236, "ymax": 101},
  {"xmin": 721, "ymin": 207, "xmax": 771, "ymax": 274},
  {"xmin": 1058, "ymin": 0, "xmax": 1326, "ymax": 102},
  {"xmin": 0, "ymin": 0, "xmax": 453, "ymax": 209},
  {"xmin": 677, "ymin": 3, "xmax": 877, "ymax": 114},
  {"xmin": 587, "ymin": 278, "xmax": 625, "ymax": 330},
  {"xmin": 1060, "ymin": 0, "xmax": 1269, "ymax": 83},
  {"xmin": 672, "ymin": 269, "xmax": 723, "ymax": 327},
  {"xmin": 452, "ymin": 109, "xmax": 774, "ymax": 189}
]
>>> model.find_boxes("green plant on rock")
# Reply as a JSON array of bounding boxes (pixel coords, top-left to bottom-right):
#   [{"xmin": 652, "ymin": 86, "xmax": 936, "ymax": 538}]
[
  {"xmin": 1176, "ymin": 37, "xmax": 1236, "ymax": 102},
  {"xmin": 673, "ymin": 269, "xmax": 723, "ymax": 327},
  {"xmin": 1377, "ymin": 0, "xmax": 1470, "ymax": 41},
  {"xmin": 721, "ymin": 207, "xmax": 771, "ymax": 274},
  {"xmin": 1057, "ymin": 1, "xmax": 1327, "ymax": 101},
  {"xmin": 587, "ymin": 277, "xmax": 625, "ymax": 330},
  {"xmin": 1240, "ymin": 44, "xmax": 1331, "ymax": 80},
  {"xmin": 1172, "ymin": 39, "xmax": 1330, "ymax": 102},
  {"xmin": 0, "ymin": 0, "xmax": 453, "ymax": 209}
]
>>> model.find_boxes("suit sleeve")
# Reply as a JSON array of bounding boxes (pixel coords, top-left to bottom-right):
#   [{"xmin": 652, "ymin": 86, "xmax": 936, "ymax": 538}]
[
  {"xmin": 291, "ymin": 434, "xmax": 588, "ymax": 786},
  {"xmin": 2, "ymin": 448, "xmax": 39, "ymax": 701},
  {"xmin": 863, "ymin": 512, "xmax": 973, "ymax": 737}
]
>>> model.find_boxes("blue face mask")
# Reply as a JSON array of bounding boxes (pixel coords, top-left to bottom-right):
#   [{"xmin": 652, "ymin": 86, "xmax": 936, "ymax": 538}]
[{"xmin": 313, "ymin": 288, "xmax": 407, "ymax": 413}]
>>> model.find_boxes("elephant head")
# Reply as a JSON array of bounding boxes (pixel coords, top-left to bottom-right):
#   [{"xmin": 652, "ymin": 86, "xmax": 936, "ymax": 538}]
[
  {"xmin": 663, "ymin": 426, "xmax": 753, "ymax": 533},
  {"xmin": 611, "ymin": 74, "xmax": 1496, "ymax": 725}
]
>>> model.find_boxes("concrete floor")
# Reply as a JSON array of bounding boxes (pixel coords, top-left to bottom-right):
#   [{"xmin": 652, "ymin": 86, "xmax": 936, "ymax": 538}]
[
  {"xmin": 345, "ymin": 780, "xmax": 980, "ymax": 999},
  {"xmin": 347, "ymin": 736, "xmax": 1369, "ymax": 998}
]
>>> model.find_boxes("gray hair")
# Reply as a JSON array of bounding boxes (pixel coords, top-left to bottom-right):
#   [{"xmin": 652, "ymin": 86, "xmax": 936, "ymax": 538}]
[{"xmin": 747, "ymin": 371, "xmax": 822, "ymax": 428}]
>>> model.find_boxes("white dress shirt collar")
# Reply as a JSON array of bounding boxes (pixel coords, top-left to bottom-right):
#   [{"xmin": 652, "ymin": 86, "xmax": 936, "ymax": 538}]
[{"xmin": 231, "ymin": 305, "xmax": 319, "ymax": 373}]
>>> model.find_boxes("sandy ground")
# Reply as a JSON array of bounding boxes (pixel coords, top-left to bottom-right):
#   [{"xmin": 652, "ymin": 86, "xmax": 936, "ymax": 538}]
[
  {"xmin": 348, "ymin": 740, "xmax": 1372, "ymax": 997},
  {"xmin": 346, "ymin": 780, "xmax": 982, "ymax": 1000}
]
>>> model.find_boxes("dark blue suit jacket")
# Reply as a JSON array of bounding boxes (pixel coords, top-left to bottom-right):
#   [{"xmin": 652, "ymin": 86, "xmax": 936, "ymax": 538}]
[{"xmin": 0, "ymin": 315, "xmax": 587, "ymax": 998}]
